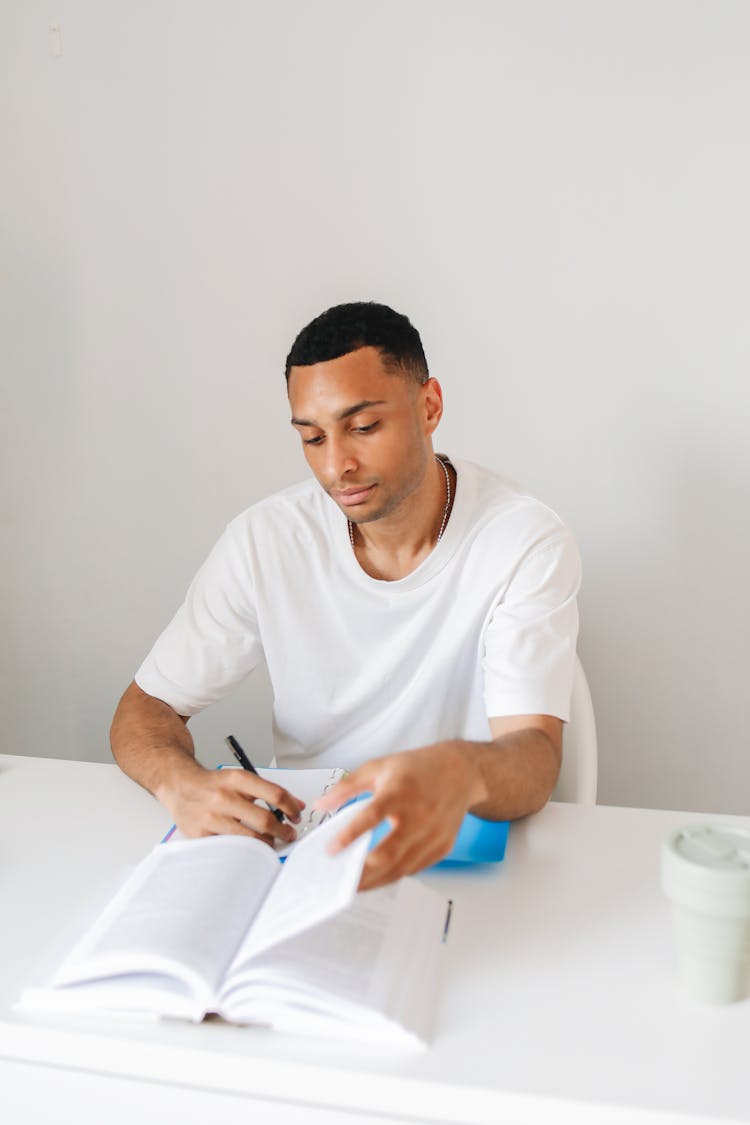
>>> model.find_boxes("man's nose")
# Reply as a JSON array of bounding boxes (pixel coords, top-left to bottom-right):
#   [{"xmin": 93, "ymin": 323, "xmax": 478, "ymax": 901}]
[{"xmin": 324, "ymin": 436, "xmax": 358, "ymax": 481}]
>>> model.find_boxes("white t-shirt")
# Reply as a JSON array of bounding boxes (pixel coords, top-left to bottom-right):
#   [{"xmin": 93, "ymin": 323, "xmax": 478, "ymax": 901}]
[{"xmin": 135, "ymin": 458, "xmax": 581, "ymax": 771}]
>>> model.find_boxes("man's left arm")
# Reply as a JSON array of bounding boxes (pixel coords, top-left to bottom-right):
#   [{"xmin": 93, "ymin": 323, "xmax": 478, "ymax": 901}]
[
  {"xmin": 319, "ymin": 521, "xmax": 580, "ymax": 890},
  {"xmin": 316, "ymin": 715, "xmax": 561, "ymax": 891}
]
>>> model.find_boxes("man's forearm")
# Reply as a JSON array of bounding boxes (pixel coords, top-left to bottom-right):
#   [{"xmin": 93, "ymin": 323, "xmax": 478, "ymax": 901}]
[
  {"xmin": 110, "ymin": 680, "xmax": 206, "ymax": 805},
  {"xmin": 458, "ymin": 728, "xmax": 561, "ymax": 821}
]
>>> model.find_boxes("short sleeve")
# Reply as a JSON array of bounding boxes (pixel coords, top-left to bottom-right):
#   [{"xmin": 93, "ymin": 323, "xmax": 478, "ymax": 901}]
[
  {"xmin": 482, "ymin": 530, "xmax": 581, "ymax": 721},
  {"xmin": 135, "ymin": 524, "xmax": 264, "ymax": 716}
]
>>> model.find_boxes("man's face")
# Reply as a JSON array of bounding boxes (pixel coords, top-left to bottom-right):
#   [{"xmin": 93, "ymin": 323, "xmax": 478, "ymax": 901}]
[{"xmin": 287, "ymin": 346, "xmax": 442, "ymax": 525}]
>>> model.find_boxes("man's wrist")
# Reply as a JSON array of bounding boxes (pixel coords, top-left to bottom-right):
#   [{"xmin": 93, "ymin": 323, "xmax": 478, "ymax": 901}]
[
  {"xmin": 153, "ymin": 753, "xmax": 207, "ymax": 811},
  {"xmin": 451, "ymin": 740, "xmax": 491, "ymax": 809}
]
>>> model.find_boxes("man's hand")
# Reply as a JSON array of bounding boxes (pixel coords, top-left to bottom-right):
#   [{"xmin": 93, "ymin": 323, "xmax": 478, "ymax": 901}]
[
  {"xmin": 314, "ymin": 743, "xmax": 486, "ymax": 891},
  {"xmin": 158, "ymin": 766, "xmax": 306, "ymax": 846},
  {"xmin": 314, "ymin": 719, "xmax": 561, "ymax": 890},
  {"xmin": 111, "ymin": 681, "xmax": 306, "ymax": 848}
]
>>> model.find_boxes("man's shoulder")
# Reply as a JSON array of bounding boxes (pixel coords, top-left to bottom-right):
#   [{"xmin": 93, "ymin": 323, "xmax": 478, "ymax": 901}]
[
  {"xmin": 457, "ymin": 458, "xmax": 567, "ymax": 529},
  {"xmin": 451, "ymin": 458, "xmax": 576, "ymax": 571}
]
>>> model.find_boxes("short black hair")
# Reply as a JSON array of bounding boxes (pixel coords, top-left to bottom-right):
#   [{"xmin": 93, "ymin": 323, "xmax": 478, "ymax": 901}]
[{"xmin": 285, "ymin": 301, "xmax": 428, "ymax": 384}]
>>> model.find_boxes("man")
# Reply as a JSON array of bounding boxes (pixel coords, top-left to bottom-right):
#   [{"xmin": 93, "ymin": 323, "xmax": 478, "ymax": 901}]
[{"xmin": 111, "ymin": 301, "xmax": 580, "ymax": 890}]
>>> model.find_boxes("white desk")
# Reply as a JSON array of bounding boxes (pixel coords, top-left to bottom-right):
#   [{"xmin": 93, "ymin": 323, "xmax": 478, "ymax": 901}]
[{"xmin": 1, "ymin": 754, "xmax": 748, "ymax": 1125}]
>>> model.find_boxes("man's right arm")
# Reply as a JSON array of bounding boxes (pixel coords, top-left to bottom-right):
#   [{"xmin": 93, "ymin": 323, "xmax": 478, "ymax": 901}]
[{"xmin": 110, "ymin": 682, "xmax": 303, "ymax": 844}]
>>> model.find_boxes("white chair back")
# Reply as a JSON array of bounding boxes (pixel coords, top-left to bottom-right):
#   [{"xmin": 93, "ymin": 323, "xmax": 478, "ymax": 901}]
[{"xmin": 552, "ymin": 656, "xmax": 598, "ymax": 805}]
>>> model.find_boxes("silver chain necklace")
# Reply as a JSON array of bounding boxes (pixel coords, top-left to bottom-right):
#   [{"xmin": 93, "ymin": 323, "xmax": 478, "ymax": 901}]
[{"xmin": 348, "ymin": 455, "xmax": 451, "ymax": 550}]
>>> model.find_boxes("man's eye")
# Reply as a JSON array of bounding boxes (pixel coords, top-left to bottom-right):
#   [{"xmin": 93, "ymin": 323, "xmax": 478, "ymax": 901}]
[
  {"xmin": 303, "ymin": 435, "xmax": 324, "ymax": 446},
  {"xmin": 353, "ymin": 423, "xmax": 378, "ymax": 434}
]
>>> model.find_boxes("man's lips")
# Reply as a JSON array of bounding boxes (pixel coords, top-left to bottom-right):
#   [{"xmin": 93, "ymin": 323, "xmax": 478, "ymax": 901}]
[{"xmin": 330, "ymin": 484, "xmax": 376, "ymax": 507}]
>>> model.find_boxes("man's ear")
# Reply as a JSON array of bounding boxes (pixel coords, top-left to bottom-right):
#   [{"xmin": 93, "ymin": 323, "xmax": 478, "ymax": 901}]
[{"xmin": 420, "ymin": 377, "xmax": 444, "ymax": 435}]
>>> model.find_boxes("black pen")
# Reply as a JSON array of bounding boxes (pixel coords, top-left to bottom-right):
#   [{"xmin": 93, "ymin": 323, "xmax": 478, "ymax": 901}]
[
  {"xmin": 442, "ymin": 899, "xmax": 453, "ymax": 943},
  {"xmin": 224, "ymin": 735, "xmax": 285, "ymax": 823}
]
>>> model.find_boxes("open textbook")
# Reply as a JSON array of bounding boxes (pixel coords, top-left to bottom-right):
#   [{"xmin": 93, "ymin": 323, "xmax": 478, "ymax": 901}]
[{"xmin": 19, "ymin": 802, "xmax": 448, "ymax": 1047}]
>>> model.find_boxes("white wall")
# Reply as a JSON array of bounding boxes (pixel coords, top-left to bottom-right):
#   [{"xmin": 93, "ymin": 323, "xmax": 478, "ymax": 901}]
[{"xmin": 2, "ymin": 1, "xmax": 749, "ymax": 811}]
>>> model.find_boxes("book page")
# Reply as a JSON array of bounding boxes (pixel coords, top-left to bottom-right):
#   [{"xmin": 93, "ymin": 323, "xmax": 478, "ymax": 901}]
[
  {"xmin": 221, "ymin": 878, "xmax": 447, "ymax": 1046},
  {"xmin": 51, "ymin": 836, "xmax": 279, "ymax": 998},
  {"xmin": 225, "ymin": 884, "xmax": 398, "ymax": 1008},
  {"xmin": 228, "ymin": 801, "xmax": 372, "ymax": 966}
]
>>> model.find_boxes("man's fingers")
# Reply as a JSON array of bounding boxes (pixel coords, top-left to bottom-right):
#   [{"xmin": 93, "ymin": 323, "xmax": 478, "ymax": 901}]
[
  {"xmin": 219, "ymin": 793, "xmax": 297, "ymax": 842},
  {"xmin": 359, "ymin": 834, "xmax": 450, "ymax": 891},
  {"xmin": 356, "ymin": 811, "xmax": 460, "ymax": 890},
  {"xmin": 215, "ymin": 772, "xmax": 305, "ymax": 823},
  {"xmin": 327, "ymin": 800, "xmax": 386, "ymax": 854},
  {"xmin": 356, "ymin": 822, "xmax": 421, "ymax": 890},
  {"xmin": 177, "ymin": 773, "xmax": 301, "ymax": 842}
]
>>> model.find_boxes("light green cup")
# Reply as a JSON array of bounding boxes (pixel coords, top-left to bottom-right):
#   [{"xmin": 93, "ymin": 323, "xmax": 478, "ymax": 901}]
[{"xmin": 661, "ymin": 825, "xmax": 750, "ymax": 1004}]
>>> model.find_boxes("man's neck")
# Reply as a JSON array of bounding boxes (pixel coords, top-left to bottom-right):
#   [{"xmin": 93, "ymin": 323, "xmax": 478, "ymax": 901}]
[{"xmin": 350, "ymin": 458, "xmax": 455, "ymax": 581}]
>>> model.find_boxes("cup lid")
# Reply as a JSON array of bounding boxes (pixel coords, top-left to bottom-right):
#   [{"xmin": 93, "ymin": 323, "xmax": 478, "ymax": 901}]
[
  {"xmin": 672, "ymin": 826, "xmax": 750, "ymax": 871},
  {"xmin": 662, "ymin": 825, "xmax": 750, "ymax": 914}
]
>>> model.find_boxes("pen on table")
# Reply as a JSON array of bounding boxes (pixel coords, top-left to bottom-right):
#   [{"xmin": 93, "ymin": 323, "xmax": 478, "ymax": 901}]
[
  {"xmin": 224, "ymin": 735, "xmax": 286, "ymax": 823},
  {"xmin": 442, "ymin": 899, "xmax": 453, "ymax": 943}
]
